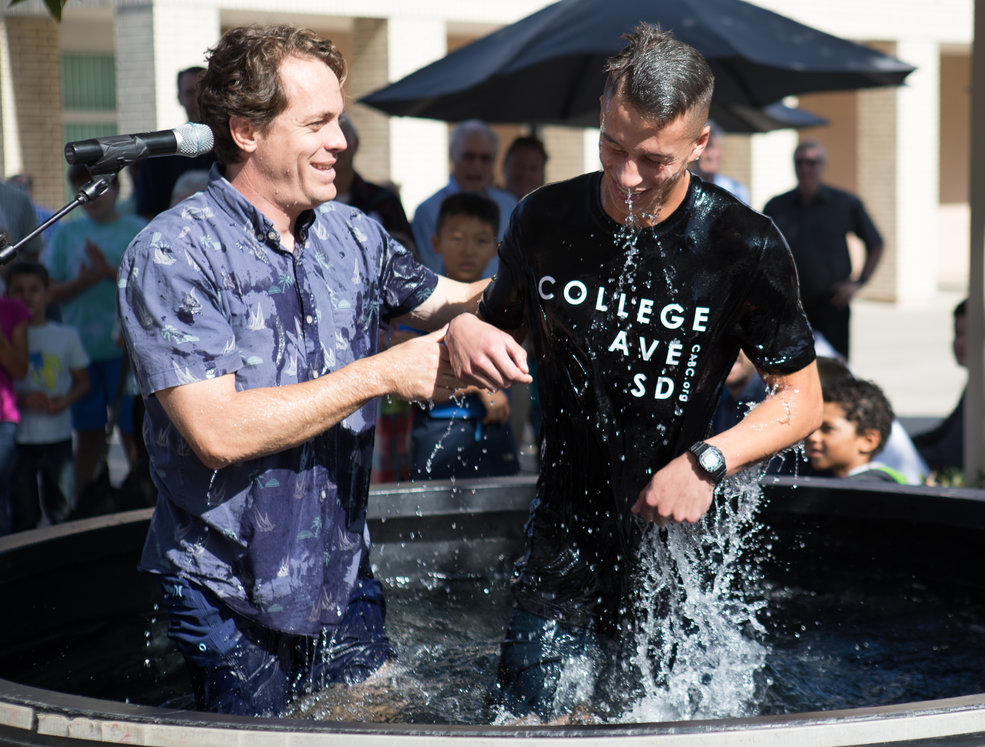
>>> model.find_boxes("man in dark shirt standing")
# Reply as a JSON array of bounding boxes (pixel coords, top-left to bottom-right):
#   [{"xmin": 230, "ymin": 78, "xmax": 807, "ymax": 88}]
[
  {"xmin": 133, "ymin": 66, "xmax": 217, "ymax": 218},
  {"xmin": 445, "ymin": 24, "xmax": 822, "ymax": 720},
  {"xmin": 763, "ymin": 141, "xmax": 884, "ymax": 360}
]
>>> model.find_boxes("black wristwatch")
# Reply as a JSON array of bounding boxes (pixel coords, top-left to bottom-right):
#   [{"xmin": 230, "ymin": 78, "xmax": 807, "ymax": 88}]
[{"xmin": 688, "ymin": 441, "xmax": 727, "ymax": 485}]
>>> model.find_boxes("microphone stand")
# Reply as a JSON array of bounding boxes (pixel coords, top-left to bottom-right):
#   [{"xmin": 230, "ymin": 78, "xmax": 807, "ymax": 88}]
[{"xmin": 0, "ymin": 174, "xmax": 115, "ymax": 267}]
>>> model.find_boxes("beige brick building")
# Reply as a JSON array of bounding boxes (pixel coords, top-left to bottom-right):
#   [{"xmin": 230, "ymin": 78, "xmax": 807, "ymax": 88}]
[{"xmin": 0, "ymin": 0, "xmax": 973, "ymax": 306}]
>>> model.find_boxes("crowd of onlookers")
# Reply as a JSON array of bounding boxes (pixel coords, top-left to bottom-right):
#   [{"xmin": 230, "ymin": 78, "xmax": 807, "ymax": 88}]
[{"xmin": 0, "ymin": 71, "xmax": 973, "ymax": 538}]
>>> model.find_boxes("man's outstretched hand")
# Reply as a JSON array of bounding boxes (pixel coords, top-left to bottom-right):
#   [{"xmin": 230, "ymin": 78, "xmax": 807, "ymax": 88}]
[{"xmin": 445, "ymin": 313, "xmax": 532, "ymax": 391}]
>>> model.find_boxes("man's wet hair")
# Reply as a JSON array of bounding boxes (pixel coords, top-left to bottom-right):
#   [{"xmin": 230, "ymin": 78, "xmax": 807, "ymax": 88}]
[
  {"xmin": 6, "ymin": 260, "xmax": 49, "ymax": 290},
  {"xmin": 436, "ymin": 192, "xmax": 500, "ymax": 235},
  {"xmin": 603, "ymin": 23, "xmax": 714, "ymax": 130},
  {"xmin": 199, "ymin": 25, "xmax": 346, "ymax": 165},
  {"xmin": 822, "ymin": 377, "xmax": 895, "ymax": 455}
]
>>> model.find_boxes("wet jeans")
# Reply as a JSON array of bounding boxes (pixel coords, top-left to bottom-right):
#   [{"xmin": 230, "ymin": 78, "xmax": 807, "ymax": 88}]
[
  {"xmin": 493, "ymin": 607, "xmax": 602, "ymax": 721},
  {"xmin": 159, "ymin": 574, "xmax": 396, "ymax": 716}
]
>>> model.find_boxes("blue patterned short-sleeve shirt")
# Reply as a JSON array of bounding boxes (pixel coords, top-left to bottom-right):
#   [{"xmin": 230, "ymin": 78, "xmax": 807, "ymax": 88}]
[{"xmin": 118, "ymin": 168, "xmax": 437, "ymax": 635}]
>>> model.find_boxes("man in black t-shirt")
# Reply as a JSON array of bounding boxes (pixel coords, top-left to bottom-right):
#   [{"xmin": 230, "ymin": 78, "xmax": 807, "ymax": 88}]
[{"xmin": 445, "ymin": 24, "xmax": 822, "ymax": 720}]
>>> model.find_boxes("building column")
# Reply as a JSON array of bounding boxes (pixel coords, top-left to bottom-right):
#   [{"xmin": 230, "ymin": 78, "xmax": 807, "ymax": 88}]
[
  {"xmin": 347, "ymin": 18, "xmax": 395, "ymax": 187},
  {"xmin": 858, "ymin": 40, "xmax": 940, "ymax": 305},
  {"xmin": 114, "ymin": 0, "xmax": 219, "ymax": 134},
  {"xmin": 377, "ymin": 15, "xmax": 448, "ymax": 220},
  {"xmin": 748, "ymin": 128, "xmax": 799, "ymax": 211},
  {"xmin": 0, "ymin": 14, "xmax": 62, "ymax": 209}
]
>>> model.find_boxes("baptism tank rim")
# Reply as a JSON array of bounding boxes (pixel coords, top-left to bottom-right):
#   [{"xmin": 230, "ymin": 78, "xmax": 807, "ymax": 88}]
[{"xmin": 3, "ymin": 476, "xmax": 985, "ymax": 746}]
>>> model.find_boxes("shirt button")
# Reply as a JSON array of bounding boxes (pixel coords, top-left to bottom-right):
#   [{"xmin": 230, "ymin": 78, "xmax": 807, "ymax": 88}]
[
  {"xmin": 267, "ymin": 230, "xmax": 278, "ymax": 241},
  {"xmin": 255, "ymin": 233, "xmax": 264, "ymax": 242},
  {"xmin": 305, "ymin": 315, "xmax": 313, "ymax": 323},
  {"xmin": 311, "ymin": 371, "xmax": 319, "ymax": 379}
]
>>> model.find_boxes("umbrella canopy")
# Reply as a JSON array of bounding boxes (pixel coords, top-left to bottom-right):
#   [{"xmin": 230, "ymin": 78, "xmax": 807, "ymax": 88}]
[{"xmin": 361, "ymin": 0, "xmax": 913, "ymax": 128}]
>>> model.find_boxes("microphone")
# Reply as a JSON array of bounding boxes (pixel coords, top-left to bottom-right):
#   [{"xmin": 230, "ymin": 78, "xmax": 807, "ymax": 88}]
[{"xmin": 64, "ymin": 123, "xmax": 214, "ymax": 173}]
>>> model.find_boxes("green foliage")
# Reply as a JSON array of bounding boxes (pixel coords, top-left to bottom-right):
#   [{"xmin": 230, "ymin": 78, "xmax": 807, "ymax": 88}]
[{"xmin": 8, "ymin": 0, "xmax": 66, "ymax": 21}]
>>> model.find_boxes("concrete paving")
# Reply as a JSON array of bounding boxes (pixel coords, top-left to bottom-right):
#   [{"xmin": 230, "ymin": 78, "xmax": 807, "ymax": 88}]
[{"xmin": 849, "ymin": 290, "xmax": 966, "ymax": 423}]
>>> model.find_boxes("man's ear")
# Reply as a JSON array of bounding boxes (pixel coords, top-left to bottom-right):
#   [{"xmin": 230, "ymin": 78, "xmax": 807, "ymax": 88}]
[
  {"xmin": 689, "ymin": 123, "xmax": 711, "ymax": 163},
  {"xmin": 229, "ymin": 116, "xmax": 259, "ymax": 154}
]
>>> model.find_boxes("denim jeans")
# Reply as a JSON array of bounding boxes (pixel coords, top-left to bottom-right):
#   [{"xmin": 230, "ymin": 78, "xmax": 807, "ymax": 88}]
[
  {"xmin": 493, "ymin": 607, "xmax": 603, "ymax": 720},
  {"xmin": 159, "ymin": 574, "xmax": 396, "ymax": 716}
]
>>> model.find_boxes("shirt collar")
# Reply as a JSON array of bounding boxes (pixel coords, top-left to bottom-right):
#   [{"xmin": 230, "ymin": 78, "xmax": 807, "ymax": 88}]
[{"xmin": 206, "ymin": 164, "xmax": 316, "ymax": 250}]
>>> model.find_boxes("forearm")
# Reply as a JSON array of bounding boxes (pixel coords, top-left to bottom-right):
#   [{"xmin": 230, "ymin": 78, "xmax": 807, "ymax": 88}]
[
  {"xmin": 160, "ymin": 355, "xmax": 394, "ymax": 469},
  {"xmin": 705, "ymin": 362, "xmax": 822, "ymax": 475},
  {"xmin": 158, "ymin": 329, "xmax": 455, "ymax": 469},
  {"xmin": 396, "ymin": 276, "xmax": 487, "ymax": 331},
  {"xmin": 857, "ymin": 244, "xmax": 884, "ymax": 285}
]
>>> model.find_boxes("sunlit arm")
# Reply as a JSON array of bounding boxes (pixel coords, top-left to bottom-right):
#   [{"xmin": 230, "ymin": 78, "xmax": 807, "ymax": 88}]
[
  {"xmin": 403, "ymin": 275, "xmax": 532, "ymax": 391},
  {"xmin": 710, "ymin": 360, "xmax": 823, "ymax": 471},
  {"xmin": 156, "ymin": 327, "xmax": 460, "ymax": 470},
  {"xmin": 394, "ymin": 275, "xmax": 488, "ymax": 330},
  {"xmin": 633, "ymin": 360, "xmax": 822, "ymax": 525}
]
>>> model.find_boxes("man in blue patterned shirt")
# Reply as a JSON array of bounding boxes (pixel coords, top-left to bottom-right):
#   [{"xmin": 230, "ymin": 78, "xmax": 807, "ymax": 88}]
[{"xmin": 117, "ymin": 25, "xmax": 529, "ymax": 717}]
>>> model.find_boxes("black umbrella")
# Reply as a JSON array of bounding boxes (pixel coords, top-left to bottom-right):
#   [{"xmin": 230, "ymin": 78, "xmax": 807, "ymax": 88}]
[{"xmin": 361, "ymin": 0, "xmax": 913, "ymax": 128}]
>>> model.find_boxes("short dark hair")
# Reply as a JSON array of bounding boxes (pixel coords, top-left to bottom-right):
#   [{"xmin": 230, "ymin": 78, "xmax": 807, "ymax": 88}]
[
  {"xmin": 176, "ymin": 66, "xmax": 206, "ymax": 91},
  {"xmin": 436, "ymin": 192, "xmax": 499, "ymax": 235},
  {"xmin": 823, "ymin": 377, "xmax": 895, "ymax": 455},
  {"xmin": 603, "ymin": 23, "xmax": 714, "ymax": 130},
  {"xmin": 815, "ymin": 355, "xmax": 852, "ymax": 391},
  {"xmin": 6, "ymin": 260, "xmax": 49, "ymax": 289},
  {"xmin": 199, "ymin": 25, "xmax": 347, "ymax": 165},
  {"xmin": 504, "ymin": 135, "xmax": 548, "ymax": 165}
]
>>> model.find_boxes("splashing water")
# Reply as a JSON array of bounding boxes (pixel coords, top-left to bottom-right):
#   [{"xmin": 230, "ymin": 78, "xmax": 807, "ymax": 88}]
[{"xmin": 620, "ymin": 467, "xmax": 770, "ymax": 723}]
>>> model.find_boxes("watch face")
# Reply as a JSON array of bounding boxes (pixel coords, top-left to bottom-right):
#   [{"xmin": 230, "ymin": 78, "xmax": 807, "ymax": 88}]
[{"xmin": 699, "ymin": 449, "xmax": 724, "ymax": 471}]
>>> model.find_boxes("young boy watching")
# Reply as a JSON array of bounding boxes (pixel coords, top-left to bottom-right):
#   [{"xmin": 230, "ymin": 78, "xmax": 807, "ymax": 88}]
[
  {"xmin": 410, "ymin": 193, "xmax": 519, "ymax": 479},
  {"xmin": 6, "ymin": 261, "xmax": 90, "ymax": 530},
  {"xmin": 806, "ymin": 377, "xmax": 906, "ymax": 483}
]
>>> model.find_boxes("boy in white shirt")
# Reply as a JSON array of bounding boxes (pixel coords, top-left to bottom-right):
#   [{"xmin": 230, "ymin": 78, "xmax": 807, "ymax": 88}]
[{"xmin": 6, "ymin": 261, "xmax": 89, "ymax": 530}]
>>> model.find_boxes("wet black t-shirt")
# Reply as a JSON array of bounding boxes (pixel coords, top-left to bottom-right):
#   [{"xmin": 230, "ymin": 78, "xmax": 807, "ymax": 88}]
[{"xmin": 479, "ymin": 172, "xmax": 815, "ymax": 628}]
